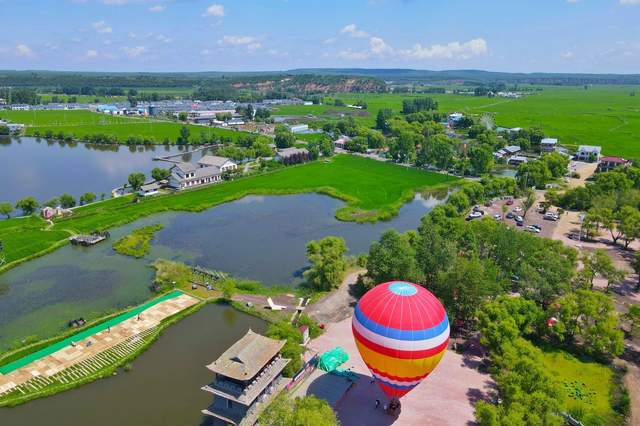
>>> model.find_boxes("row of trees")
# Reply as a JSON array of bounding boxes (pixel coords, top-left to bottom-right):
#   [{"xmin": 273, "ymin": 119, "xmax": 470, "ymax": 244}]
[{"xmin": 554, "ymin": 167, "xmax": 640, "ymax": 251}]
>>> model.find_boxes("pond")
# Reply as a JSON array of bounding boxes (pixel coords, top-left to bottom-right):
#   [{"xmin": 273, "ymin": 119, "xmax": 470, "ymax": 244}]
[
  {"xmin": 0, "ymin": 137, "xmax": 210, "ymax": 205},
  {"xmin": 0, "ymin": 303, "xmax": 266, "ymax": 426},
  {"xmin": 0, "ymin": 191, "xmax": 449, "ymax": 351}
]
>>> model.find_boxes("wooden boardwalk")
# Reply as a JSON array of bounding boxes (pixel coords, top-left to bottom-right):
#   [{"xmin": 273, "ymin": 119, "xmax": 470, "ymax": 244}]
[{"xmin": 0, "ymin": 293, "xmax": 198, "ymax": 404}]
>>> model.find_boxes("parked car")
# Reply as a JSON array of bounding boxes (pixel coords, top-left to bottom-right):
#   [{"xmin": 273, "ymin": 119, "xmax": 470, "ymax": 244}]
[
  {"xmin": 513, "ymin": 206, "xmax": 523, "ymax": 213},
  {"xmin": 544, "ymin": 212, "xmax": 559, "ymax": 221},
  {"xmin": 466, "ymin": 211, "xmax": 483, "ymax": 221},
  {"xmin": 506, "ymin": 212, "xmax": 514, "ymax": 219},
  {"xmin": 493, "ymin": 214, "xmax": 502, "ymax": 220},
  {"xmin": 473, "ymin": 205, "xmax": 483, "ymax": 213},
  {"xmin": 516, "ymin": 220, "xmax": 524, "ymax": 227},
  {"xmin": 506, "ymin": 198, "xmax": 514, "ymax": 205},
  {"xmin": 526, "ymin": 225, "xmax": 541, "ymax": 233}
]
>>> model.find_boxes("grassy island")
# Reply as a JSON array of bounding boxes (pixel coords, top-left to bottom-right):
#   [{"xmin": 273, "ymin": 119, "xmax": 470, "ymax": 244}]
[{"xmin": 112, "ymin": 224, "xmax": 163, "ymax": 258}]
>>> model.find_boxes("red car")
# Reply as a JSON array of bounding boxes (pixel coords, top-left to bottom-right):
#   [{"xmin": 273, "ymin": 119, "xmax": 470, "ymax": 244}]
[{"xmin": 506, "ymin": 199, "xmax": 514, "ymax": 205}]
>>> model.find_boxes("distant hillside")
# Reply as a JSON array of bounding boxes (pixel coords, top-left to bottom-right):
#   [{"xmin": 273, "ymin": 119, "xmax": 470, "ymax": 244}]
[{"xmin": 289, "ymin": 68, "xmax": 640, "ymax": 85}]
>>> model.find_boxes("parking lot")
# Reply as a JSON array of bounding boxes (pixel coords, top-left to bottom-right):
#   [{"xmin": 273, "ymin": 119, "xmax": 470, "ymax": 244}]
[{"xmin": 466, "ymin": 195, "xmax": 561, "ymax": 239}]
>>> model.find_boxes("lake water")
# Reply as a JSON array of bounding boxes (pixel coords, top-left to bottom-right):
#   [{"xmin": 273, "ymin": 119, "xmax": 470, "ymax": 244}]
[
  {"xmin": 0, "ymin": 137, "xmax": 210, "ymax": 205},
  {"xmin": 0, "ymin": 303, "xmax": 266, "ymax": 426},
  {"xmin": 0, "ymin": 192, "xmax": 448, "ymax": 350}
]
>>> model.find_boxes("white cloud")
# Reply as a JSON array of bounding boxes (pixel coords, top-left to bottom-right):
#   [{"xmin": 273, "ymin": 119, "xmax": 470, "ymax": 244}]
[
  {"xmin": 562, "ymin": 51, "xmax": 575, "ymax": 59},
  {"xmin": 204, "ymin": 4, "xmax": 225, "ymax": 17},
  {"xmin": 15, "ymin": 44, "xmax": 34, "ymax": 57},
  {"xmin": 217, "ymin": 35, "xmax": 262, "ymax": 51},
  {"xmin": 399, "ymin": 38, "xmax": 488, "ymax": 60},
  {"xmin": 121, "ymin": 46, "xmax": 146, "ymax": 57},
  {"xmin": 92, "ymin": 20, "xmax": 112, "ymax": 34},
  {"xmin": 340, "ymin": 24, "xmax": 369, "ymax": 38},
  {"xmin": 85, "ymin": 49, "xmax": 98, "ymax": 58},
  {"xmin": 148, "ymin": 5, "xmax": 164, "ymax": 12},
  {"xmin": 369, "ymin": 37, "xmax": 393, "ymax": 56},
  {"xmin": 156, "ymin": 34, "xmax": 172, "ymax": 43}
]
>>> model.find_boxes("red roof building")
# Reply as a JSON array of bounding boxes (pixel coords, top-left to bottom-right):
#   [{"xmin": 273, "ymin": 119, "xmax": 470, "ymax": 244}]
[{"xmin": 598, "ymin": 156, "xmax": 632, "ymax": 172}]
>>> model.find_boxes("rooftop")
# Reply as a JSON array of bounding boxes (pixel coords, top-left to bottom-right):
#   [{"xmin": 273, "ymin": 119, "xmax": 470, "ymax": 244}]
[
  {"xmin": 600, "ymin": 156, "xmax": 630, "ymax": 163},
  {"xmin": 578, "ymin": 145, "xmax": 602, "ymax": 153},
  {"xmin": 173, "ymin": 162, "xmax": 196, "ymax": 173},
  {"xmin": 541, "ymin": 138, "xmax": 558, "ymax": 145},
  {"xmin": 277, "ymin": 147, "xmax": 309, "ymax": 157},
  {"xmin": 198, "ymin": 155, "xmax": 233, "ymax": 168},
  {"xmin": 206, "ymin": 330, "xmax": 285, "ymax": 381}
]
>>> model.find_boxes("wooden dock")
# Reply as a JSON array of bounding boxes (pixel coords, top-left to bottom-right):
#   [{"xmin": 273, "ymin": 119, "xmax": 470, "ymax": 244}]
[{"xmin": 69, "ymin": 232, "xmax": 110, "ymax": 246}]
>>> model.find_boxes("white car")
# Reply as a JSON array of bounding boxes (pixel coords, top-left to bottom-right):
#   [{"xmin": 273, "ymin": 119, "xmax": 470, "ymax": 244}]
[
  {"xmin": 494, "ymin": 214, "xmax": 502, "ymax": 220},
  {"xmin": 526, "ymin": 225, "xmax": 541, "ymax": 233},
  {"xmin": 513, "ymin": 206, "xmax": 523, "ymax": 213},
  {"xmin": 467, "ymin": 211, "xmax": 483, "ymax": 220},
  {"xmin": 544, "ymin": 212, "xmax": 559, "ymax": 221}
]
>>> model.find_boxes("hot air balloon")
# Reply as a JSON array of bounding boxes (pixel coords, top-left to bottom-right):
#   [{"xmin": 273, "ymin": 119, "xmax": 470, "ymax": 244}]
[{"xmin": 352, "ymin": 281, "xmax": 449, "ymax": 401}]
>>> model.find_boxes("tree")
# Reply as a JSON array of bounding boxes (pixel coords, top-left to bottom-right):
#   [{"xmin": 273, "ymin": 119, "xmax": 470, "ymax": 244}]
[
  {"xmin": 376, "ymin": 108, "xmax": 392, "ymax": 133},
  {"xmin": 178, "ymin": 112, "xmax": 187, "ymax": 122},
  {"xmin": 128, "ymin": 172, "xmax": 146, "ymax": 191},
  {"xmin": 633, "ymin": 251, "xmax": 640, "ymax": 291},
  {"xmin": 625, "ymin": 304, "xmax": 640, "ymax": 338},
  {"xmin": 366, "ymin": 230, "xmax": 421, "ymax": 285},
  {"xmin": 542, "ymin": 152, "xmax": 569, "ymax": 178},
  {"xmin": 176, "ymin": 125, "xmax": 190, "ymax": 145},
  {"xmin": 517, "ymin": 160, "xmax": 552, "ymax": 189},
  {"xmin": 219, "ymin": 278, "xmax": 236, "ymax": 300},
  {"xmin": 259, "ymin": 395, "xmax": 338, "ymax": 426},
  {"xmin": 274, "ymin": 126, "xmax": 295, "ymax": 149},
  {"xmin": 265, "ymin": 321, "xmax": 303, "ymax": 377},
  {"xmin": 618, "ymin": 206, "xmax": 640, "ymax": 249},
  {"xmin": 15, "ymin": 197, "xmax": 39, "ymax": 216},
  {"xmin": 79, "ymin": 192, "xmax": 96, "ymax": 205},
  {"xmin": 579, "ymin": 249, "xmax": 626, "ymax": 291},
  {"xmin": 468, "ymin": 144, "xmax": 494, "ymax": 175},
  {"xmin": 303, "ymin": 236, "xmax": 347, "ymax": 291},
  {"xmin": 0, "ymin": 202, "xmax": 12, "ymax": 219},
  {"xmin": 388, "ymin": 133, "xmax": 417, "ymax": 164},
  {"xmin": 548, "ymin": 289, "xmax": 624, "ymax": 359},
  {"xmin": 433, "ymin": 256, "xmax": 501, "ymax": 328},
  {"xmin": 521, "ymin": 189, "xmax": 536, "ymax": 219},
  {"xmin": 151, "ymin": 167, "xmax": 171, "ymax": 182},
  {"xmin": 57, "ymin": 193, "xmax": 76, "ymax": 209}
]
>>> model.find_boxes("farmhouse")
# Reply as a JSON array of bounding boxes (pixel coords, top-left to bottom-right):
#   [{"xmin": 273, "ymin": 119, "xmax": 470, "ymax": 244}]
[
  {"xmin": 41, "ymin": 206, "xmax": 73, "ymax": 220},
  {"xmin": 275, "ymin": 147, "xmax": 310, "ymax": 165},
  {"xmin": 576, "ymin": 145, "xmax": 602, "ymax": 162},
  {"xmin": 598, "ymin": 156, "xmax": 631, "ymax": 173},
  {"xmin": 448, "ymin": 112, "xmax": 464, "ymax": 126},
  {"xmin": 198, "ymin": 155, "xmax": 238, "ymax": 172},
  {"xmin": 507, "ymin": 155, "xmax": 528, "ymax": 166},
  {"xmin": 333, "ymin": 135, "xmax": 351, "ymax": 150},
  {"xmin": 540, "ymin": 138, "xmax": 558, "ymax": 153},
  {"xmin": 138, "ymin": 182, "xmax": 161, "ymax": 197},
  {"xmin": 168, "ymin": 156, "xmax": 237, "ymax": 190},
  {"xmin": 201, "ymin": 330, "xmax": 290, "ymax": 426},
  {"xmin": 493, "ymin": 145, "xmax": 521, "ymax": 160}
]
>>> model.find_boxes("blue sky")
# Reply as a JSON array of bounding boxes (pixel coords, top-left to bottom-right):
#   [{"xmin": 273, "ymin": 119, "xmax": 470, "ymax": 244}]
[{"xmin": 1, "ymin": 0, "xmax": 639, "ymax": 73}]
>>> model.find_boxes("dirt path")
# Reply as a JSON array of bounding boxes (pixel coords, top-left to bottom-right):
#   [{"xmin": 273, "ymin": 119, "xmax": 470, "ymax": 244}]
[{"xmin": 306, "ymin": 269, "xmax": 365, "ymax": 325}]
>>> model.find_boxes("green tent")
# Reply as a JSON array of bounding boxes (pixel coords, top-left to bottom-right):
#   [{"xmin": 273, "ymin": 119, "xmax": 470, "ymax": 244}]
[{"xmin": 318, "ymin": 347, "xmax": 349, "ymax": 372}]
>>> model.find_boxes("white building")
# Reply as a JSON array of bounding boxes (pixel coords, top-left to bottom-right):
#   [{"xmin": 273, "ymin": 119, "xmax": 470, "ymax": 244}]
[
  {"xmin": 168, "ymin": 156, "xmax": 237, "ymax": 190},
  {"xmin": 287, "ymin": 124, "xmax": 309, "ymax": 134},
  {"xmin": 575, "ymin": 145, "xmax": 602, "ymax": 162},
  {"xmin": 540, "ymin": 138, "xmax": 558, "ymax": 153}
]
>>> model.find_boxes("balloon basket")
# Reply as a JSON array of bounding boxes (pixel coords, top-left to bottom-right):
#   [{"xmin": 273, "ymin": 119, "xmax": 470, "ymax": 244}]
[{"xmin": 385, "ymin": 398, "xmax": 401, "ymax": 417}]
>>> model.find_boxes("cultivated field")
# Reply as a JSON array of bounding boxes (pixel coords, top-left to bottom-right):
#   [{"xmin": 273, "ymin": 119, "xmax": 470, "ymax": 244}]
[
  {"xmin": 0, "ymin": 110, "xmax": 249, "ymax": 144},
  {"xmin": 333, "ymin": 86, "xmax": 640, "ymax": 158},
  {"xmin": 0, "ymin": 155, "xmax": 458, "ymax": 273}
]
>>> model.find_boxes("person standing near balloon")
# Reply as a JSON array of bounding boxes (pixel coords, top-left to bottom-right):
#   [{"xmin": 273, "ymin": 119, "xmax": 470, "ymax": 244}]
[{"xmin": 352, "ymin": 280, "xmax": 450, "ymax": 412}]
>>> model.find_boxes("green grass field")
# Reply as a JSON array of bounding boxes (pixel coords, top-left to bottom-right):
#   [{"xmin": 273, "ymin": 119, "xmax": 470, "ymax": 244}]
[
  {"xmin": 0, "ymin": 110, "xmax": 252, "ymax": 144},
  {"xmin": 334, "ymin": 86, "xmax": 640, "ymax": 158},
  {"xmin": 539, "ymin": 344, "xmax": 622, "ymax": 425},
  {"xmin": 0, "ymin": 155, "xmax": 457, "ymax": 273}
]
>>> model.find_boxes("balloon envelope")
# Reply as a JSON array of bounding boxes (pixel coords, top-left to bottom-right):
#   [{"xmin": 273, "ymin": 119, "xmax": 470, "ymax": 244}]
[{"xmin": 352, "ymin": 281, "xmax": 449, "ymax": 399}]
